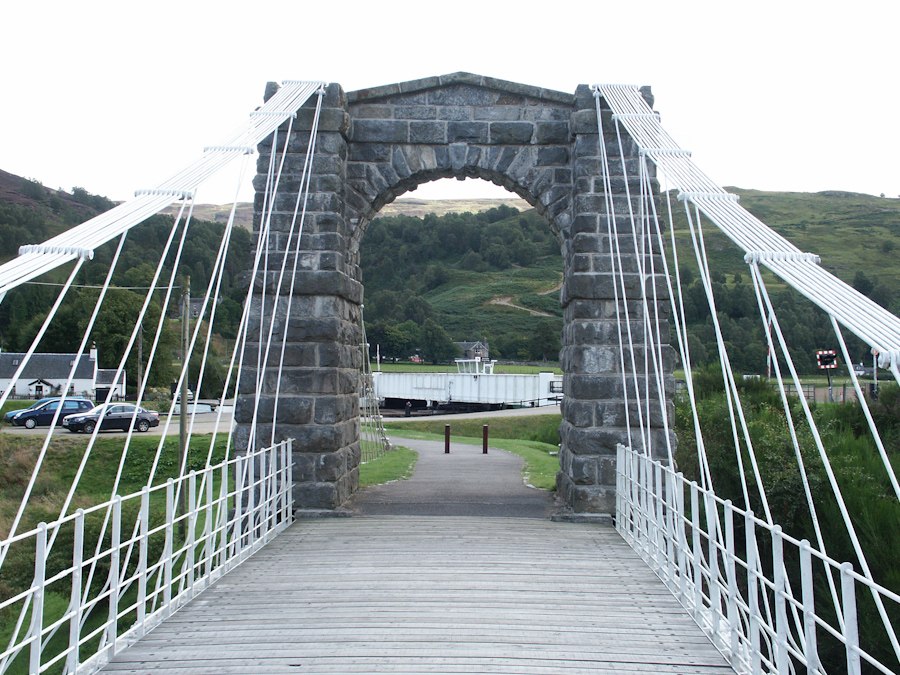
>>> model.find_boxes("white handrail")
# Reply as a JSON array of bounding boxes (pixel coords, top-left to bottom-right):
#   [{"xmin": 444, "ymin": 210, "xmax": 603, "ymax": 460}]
[
  {"xmin": 617, "ymin": 442, "xmax": 896, "ymax": 675},
  {"xmin": 0, "ymin": 440, "xmax": 293, "ymax": 675}
]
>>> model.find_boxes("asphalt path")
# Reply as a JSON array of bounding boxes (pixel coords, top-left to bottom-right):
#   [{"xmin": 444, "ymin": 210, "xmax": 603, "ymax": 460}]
[{"xmin": 348, "ymin": 435, "xmax": 556, "ymax": 519}]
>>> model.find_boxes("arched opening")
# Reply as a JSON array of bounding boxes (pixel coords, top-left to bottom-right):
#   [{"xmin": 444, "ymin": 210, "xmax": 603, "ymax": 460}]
[
  {"xmin": 236, "ymin": 73, "xmax": 675, "ymax": 515},
  {"xmin": 358, "ymin": 176, "xmax": 563, "ymax": 411}
]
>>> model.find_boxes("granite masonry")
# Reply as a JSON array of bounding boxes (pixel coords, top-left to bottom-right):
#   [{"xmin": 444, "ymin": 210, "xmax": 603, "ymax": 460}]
[{"xmin": 234, "ymin": 73, "xmax": 676, "ymax": 515}]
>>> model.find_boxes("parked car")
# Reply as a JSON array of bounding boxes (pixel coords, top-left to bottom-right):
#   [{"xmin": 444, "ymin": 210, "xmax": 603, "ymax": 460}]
[
  {"xmin": 63, "ymin": 403, "xmax": 160, "ymax": 433},
  {"xmin": 9, "ymin": 398, "xmax": 94, "ymax": 428},
  {"xmin": 4, "ymin": 398, "xmax": 56, "ymax": 423}
]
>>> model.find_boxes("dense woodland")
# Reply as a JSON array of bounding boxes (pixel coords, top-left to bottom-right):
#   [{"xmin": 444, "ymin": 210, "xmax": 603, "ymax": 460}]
[
  {"xmin": 2, "ymin": 173, "xmax": 900, "ymax": 395},
  {"xmin": 0, "ymin": 177, "xmax": 250, "ymax": 397}
]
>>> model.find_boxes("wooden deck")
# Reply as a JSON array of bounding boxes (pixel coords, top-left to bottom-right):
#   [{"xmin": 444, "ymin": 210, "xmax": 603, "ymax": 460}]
[{"xmin": 101, "ymin": 516, "xmax": 735, "ymax": 674}]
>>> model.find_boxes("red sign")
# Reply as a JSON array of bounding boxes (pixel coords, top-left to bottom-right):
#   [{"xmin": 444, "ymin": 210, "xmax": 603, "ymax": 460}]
[{"xmin": 816, "ymin": 350, "xmax": 837, "ymax": 369}]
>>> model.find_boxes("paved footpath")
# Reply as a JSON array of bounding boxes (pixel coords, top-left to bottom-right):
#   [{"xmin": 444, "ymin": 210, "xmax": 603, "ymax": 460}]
[
  {"xmin": 347, "ymin": 436, "xmax": 555, "ymax": 518},
  {"xmin": 100, "ymin": 440, "xmax": 735, "ymax": 674}
]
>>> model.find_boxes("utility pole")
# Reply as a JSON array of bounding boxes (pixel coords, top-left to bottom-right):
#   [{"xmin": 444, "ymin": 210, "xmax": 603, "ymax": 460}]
[
  {"xmin": 137, "ymin": 324, "xmax": 143, "ymax": 393},
  {"xmin": 179, "ymin": 276, "xmax": 190, "ymax": 537}
]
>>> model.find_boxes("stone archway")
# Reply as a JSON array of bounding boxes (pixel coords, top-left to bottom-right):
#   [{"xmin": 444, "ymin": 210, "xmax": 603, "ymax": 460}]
[{"xmin": 235, "ymin": 73, "xmax": 675, "ymax": 515}]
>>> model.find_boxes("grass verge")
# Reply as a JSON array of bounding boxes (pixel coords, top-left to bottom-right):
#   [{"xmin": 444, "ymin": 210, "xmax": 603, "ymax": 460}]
[{"xmin": 359, "ymin": 446, "xmax": 417, "ymax": 487}]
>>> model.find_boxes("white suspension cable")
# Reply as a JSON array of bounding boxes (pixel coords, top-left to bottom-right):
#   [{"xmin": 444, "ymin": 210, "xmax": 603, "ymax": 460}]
[{"xmin": 0, "ymin": 81, "xmax": 323, "ymax": 301}]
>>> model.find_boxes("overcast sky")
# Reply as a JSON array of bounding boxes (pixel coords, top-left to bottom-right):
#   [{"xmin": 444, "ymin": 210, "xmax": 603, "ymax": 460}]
[{"xmin": 2, "ymin": 0, "xmax": 897, "ymax": 205}]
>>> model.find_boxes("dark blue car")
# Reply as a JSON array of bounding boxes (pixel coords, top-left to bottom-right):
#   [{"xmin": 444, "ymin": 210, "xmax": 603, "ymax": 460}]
[
  {"xmin": 11, "ymin": 398, "xmax": 94, "ymax": 428},
  {"xmin": 4, "ymin": 398, "xmax": 55, "ymax": 423}
]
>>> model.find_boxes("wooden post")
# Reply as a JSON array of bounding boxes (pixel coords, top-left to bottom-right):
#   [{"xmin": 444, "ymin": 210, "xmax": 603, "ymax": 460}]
[
  {"xmin": 483, "ymin": 425, "xmax": 488, "ymax": 454},
  {"xmin": 444, "ymin": 425, "xmax": 450, "ymax": 454}
]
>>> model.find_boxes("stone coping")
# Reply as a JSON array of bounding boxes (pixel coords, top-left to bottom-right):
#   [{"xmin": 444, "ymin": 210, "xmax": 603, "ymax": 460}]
[{"xmin": 347, "ymin": 72, "xmax": 574, "ymax": 106}]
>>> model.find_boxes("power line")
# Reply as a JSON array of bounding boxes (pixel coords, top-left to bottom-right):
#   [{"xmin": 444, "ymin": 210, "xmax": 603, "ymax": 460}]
[{"xmin": 23, "ymin": 281, "xmax": 182, "ymax": 291}]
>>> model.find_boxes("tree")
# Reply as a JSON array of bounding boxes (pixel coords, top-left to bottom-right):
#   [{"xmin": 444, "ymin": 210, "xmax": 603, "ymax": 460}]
[
  {"xmin": 420, "ymin": 319, "xmax": 460, "ymax": 364},
  {"xmin": 529, "ymin": 320, "xmax": 561, "ymax": 362},
  {"xmin": 853, "ymin": 271, "xmax": 874, "ymax": 297}
]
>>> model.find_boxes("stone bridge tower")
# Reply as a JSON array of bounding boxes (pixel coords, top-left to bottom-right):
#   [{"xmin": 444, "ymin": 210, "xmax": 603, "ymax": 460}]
[{"xmin": 235, "ymin": 73, "xmax": 675, "ymax": 515}]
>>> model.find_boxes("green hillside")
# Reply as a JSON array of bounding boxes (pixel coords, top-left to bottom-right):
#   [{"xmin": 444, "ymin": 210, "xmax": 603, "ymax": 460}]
[{"xmin": 2, "ymin": 164, "xmax": 898, "ymax": 376}]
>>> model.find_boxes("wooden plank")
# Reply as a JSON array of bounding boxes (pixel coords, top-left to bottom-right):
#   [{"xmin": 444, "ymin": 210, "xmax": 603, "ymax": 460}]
[{"xmin": 100, "ymin": 517, "xmax": 735, "ymax": 675}]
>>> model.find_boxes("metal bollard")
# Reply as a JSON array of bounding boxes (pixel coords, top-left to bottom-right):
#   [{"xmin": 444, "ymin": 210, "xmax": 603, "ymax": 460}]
[
  {"xmin": 445, "ymin": 424, "xmax": 450, "ymax": 454},
  {"xmin": 483, "ymin": 425, "xmax": 488, "ymax": 454}
]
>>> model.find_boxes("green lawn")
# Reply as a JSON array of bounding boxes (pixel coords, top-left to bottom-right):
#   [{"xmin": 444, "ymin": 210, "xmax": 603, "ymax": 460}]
[{"xmin": 359, "ymin": 445, "xmax": 418, "ymax": 487}]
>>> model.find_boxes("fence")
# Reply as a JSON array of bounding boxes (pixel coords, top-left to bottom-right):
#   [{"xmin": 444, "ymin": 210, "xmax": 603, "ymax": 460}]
[
  {"xmin": 616, "ymin": 443, "xmax": 899, "ymax": 675},
  {"xmin": 0, "ymin": 440, "xmax": 293, "ymax": 675}
]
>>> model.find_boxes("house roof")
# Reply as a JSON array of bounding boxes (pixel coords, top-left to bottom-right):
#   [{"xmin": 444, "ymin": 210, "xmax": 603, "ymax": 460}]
[
  {"xmin": 455, "ymin": 341, "xmax": 488, "ymax": 350},
  {"xmin": 0, "ymin": 352, "xmax": 95, "ymax": 381},
  {"xmin": 96, "ymin": 369, "xmax": 126, "ymax": 386}
]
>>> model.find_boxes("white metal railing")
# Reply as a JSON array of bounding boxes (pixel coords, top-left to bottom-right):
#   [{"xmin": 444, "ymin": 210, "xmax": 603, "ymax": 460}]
[
  {"xmin": 0, "ymin": 440, "xmax": 293, "ymax": 675},
  {"xmin": 616, "ymin": 442, "xmax": 899, "ymax": 675}
]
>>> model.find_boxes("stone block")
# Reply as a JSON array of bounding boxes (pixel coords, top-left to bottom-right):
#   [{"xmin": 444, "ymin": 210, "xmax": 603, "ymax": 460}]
[
  {"xmin": 449, "ymin": 143, "xmax": 467, "ymax": 171},
  {"xmin": 316, "ymin": 449, "xmax": 348, "ymax": 482},
  {"xmin": 349, "ymin": 143, "xmax": 391, "ymax": 162},
  {"xmin": 410, "ymin": 121, "xmax": 446, "ymax": 144},
  {"xmin": 447, "ymin": 121, "xmax": 488, "ymax": 144},
  {"xmin": 492, "ymin": 147, "xmax": 519, "ymax": 173},
  {"xmin": 571, "ymin": 456, "xmax": 598, "ymax": 485},
  {"xmin": 562, "ymin": 398, "xmax": 594, "ymax": 428},
  {"xmin": 437, "ymin": 106, "xmax": 472, "ymax": 121},
  {"xmin": 535, "ymin": 121, "xmax": 569, "ymax": 144},
  {"xmin": 352, "ymin": 119, "xmax": 409, "ymax": 143},
  {"xmin": 489, "ymin": 122, "xmax": 533, "ymax": 144},
  {"xmin": 474, "ymin": 106, "xmax": 521, "ymax": 121},
  {"xmin": 314, "ymin": 395, "xmax": 356, "ymax": 424},
  {"xmin": 571, "ymin": 109, "xmax": 600, "ymax": 134},
  {"xmin": 561, "ymin": 345, "xmax": 619, "ymax": 374},
  {"xmin": 293, "ymin": 481, "xmax": 339, "ymax": 510},
  {"xmin": 353, "ymin": 105, "xmax": 392, "ymax": 119},
  {"xmin": 428, "ymin": 84, "xmax": 496, "ymax": 106},
  {"xmin": 292, "ymin": 452, "xmax": 315, "ymax": 482},
  {"xmin": 565, "ymin": 374, "xmax": 623, "ymax": 401}
]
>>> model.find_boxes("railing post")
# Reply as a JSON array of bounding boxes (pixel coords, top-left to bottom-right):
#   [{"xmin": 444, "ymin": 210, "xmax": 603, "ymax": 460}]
[
  {"xmin": 665, "ymin": 466, "xmax": 675, "ymax": 587},
  {"xmin": 444, "ymin": 425, "xmax": 450, "ymax": 453},
  {"xmin": 745, "ymin": 510, "xmax": 761, "ymax": 675},
  {"xmin": 631, "ymin": 449, "xmax": 640, "ymax": 543},
  {"xmin": 615, "ymin": 444, "xmax": 624, "ymax": 533},
  {"xmin": 108, "ymin": 496, "xmax": 121, "ymax": 655},
  {"xmin": 772, "ymin": 525, "xmax": 788, "ymax": 673},
  {"xmin": 706, "ymin": 489, "xmax": 721, "ymax": 639},
  {"xmin": 841, "ymin": 562, "xmax": 862, "ymax": 675},
  {"xmin": 690, "ymin": 482, "xmax": 703, "ymax": 622},
  {"xmin": 218, "ymin": 460, "xmax": 229, "ymax": 568},
  {"xmin": 205, "ymin": 466, "xmax": 214, "ymax": 579},
  {"xmin": 676, "ymin": 472, "xmax": 687, "ymax": 605},
  {"xmin": 654, "ymin": 460, "xmax": 664, "ymax": 573},
  {"xmin": 724, "ymin": 500, "xmax": 741, "ymax": 669},
  {"xmin": 246, "ymin": 451, "xmax": 256, "ymax": 555},
  {"xmin": 30, "ymin": 523, "xmax": 47, "ymax": 675},
  {"xmin": 233, "ymin": 454, "xmax": 245, "ymax": 560},
  {"xmin": 187, "ymin": 471, "xmax": 196, "ymax": 596},
  {"xmin": 638, "ymin": 455, "xmax": 653, "ymax": 566},
  {"xmin": 137, "ymin": 487, "xmax": 149, "ymax": 638},
  {"xmin": 482, "ymin": 425, "xmax": 488, "ymax": 454},
  {"xmin": 284, "ymin": 439, "xmax": 293, "ymax": 524},
  {"xmin": 66, "ymin": 511, "xmax": 84, "ymax": 674},
  {"xmin": 163, "ymin": 479, "xmax": 174, "ymax": 619},
  {"xmin": 800, "ymin": 541, "xmax": 819, "ymax": 674}
]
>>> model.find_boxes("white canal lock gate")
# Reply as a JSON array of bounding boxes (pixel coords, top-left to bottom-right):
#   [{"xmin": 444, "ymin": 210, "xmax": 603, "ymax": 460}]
[{"xmin": 371, "ymin": 359, "xmax": 563, "ymax": 410}]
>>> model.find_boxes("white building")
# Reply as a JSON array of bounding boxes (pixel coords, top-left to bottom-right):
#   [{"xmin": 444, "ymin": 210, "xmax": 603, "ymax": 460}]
[{"xmin": 0, "ymin": 346, "xmax": 126, "ymax": 400}]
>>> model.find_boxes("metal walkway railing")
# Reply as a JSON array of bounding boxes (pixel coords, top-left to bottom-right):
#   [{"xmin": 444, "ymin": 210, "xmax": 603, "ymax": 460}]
[{"xmin": 0, "ymin": 441, "xmax": 293, "ymax": 675}]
